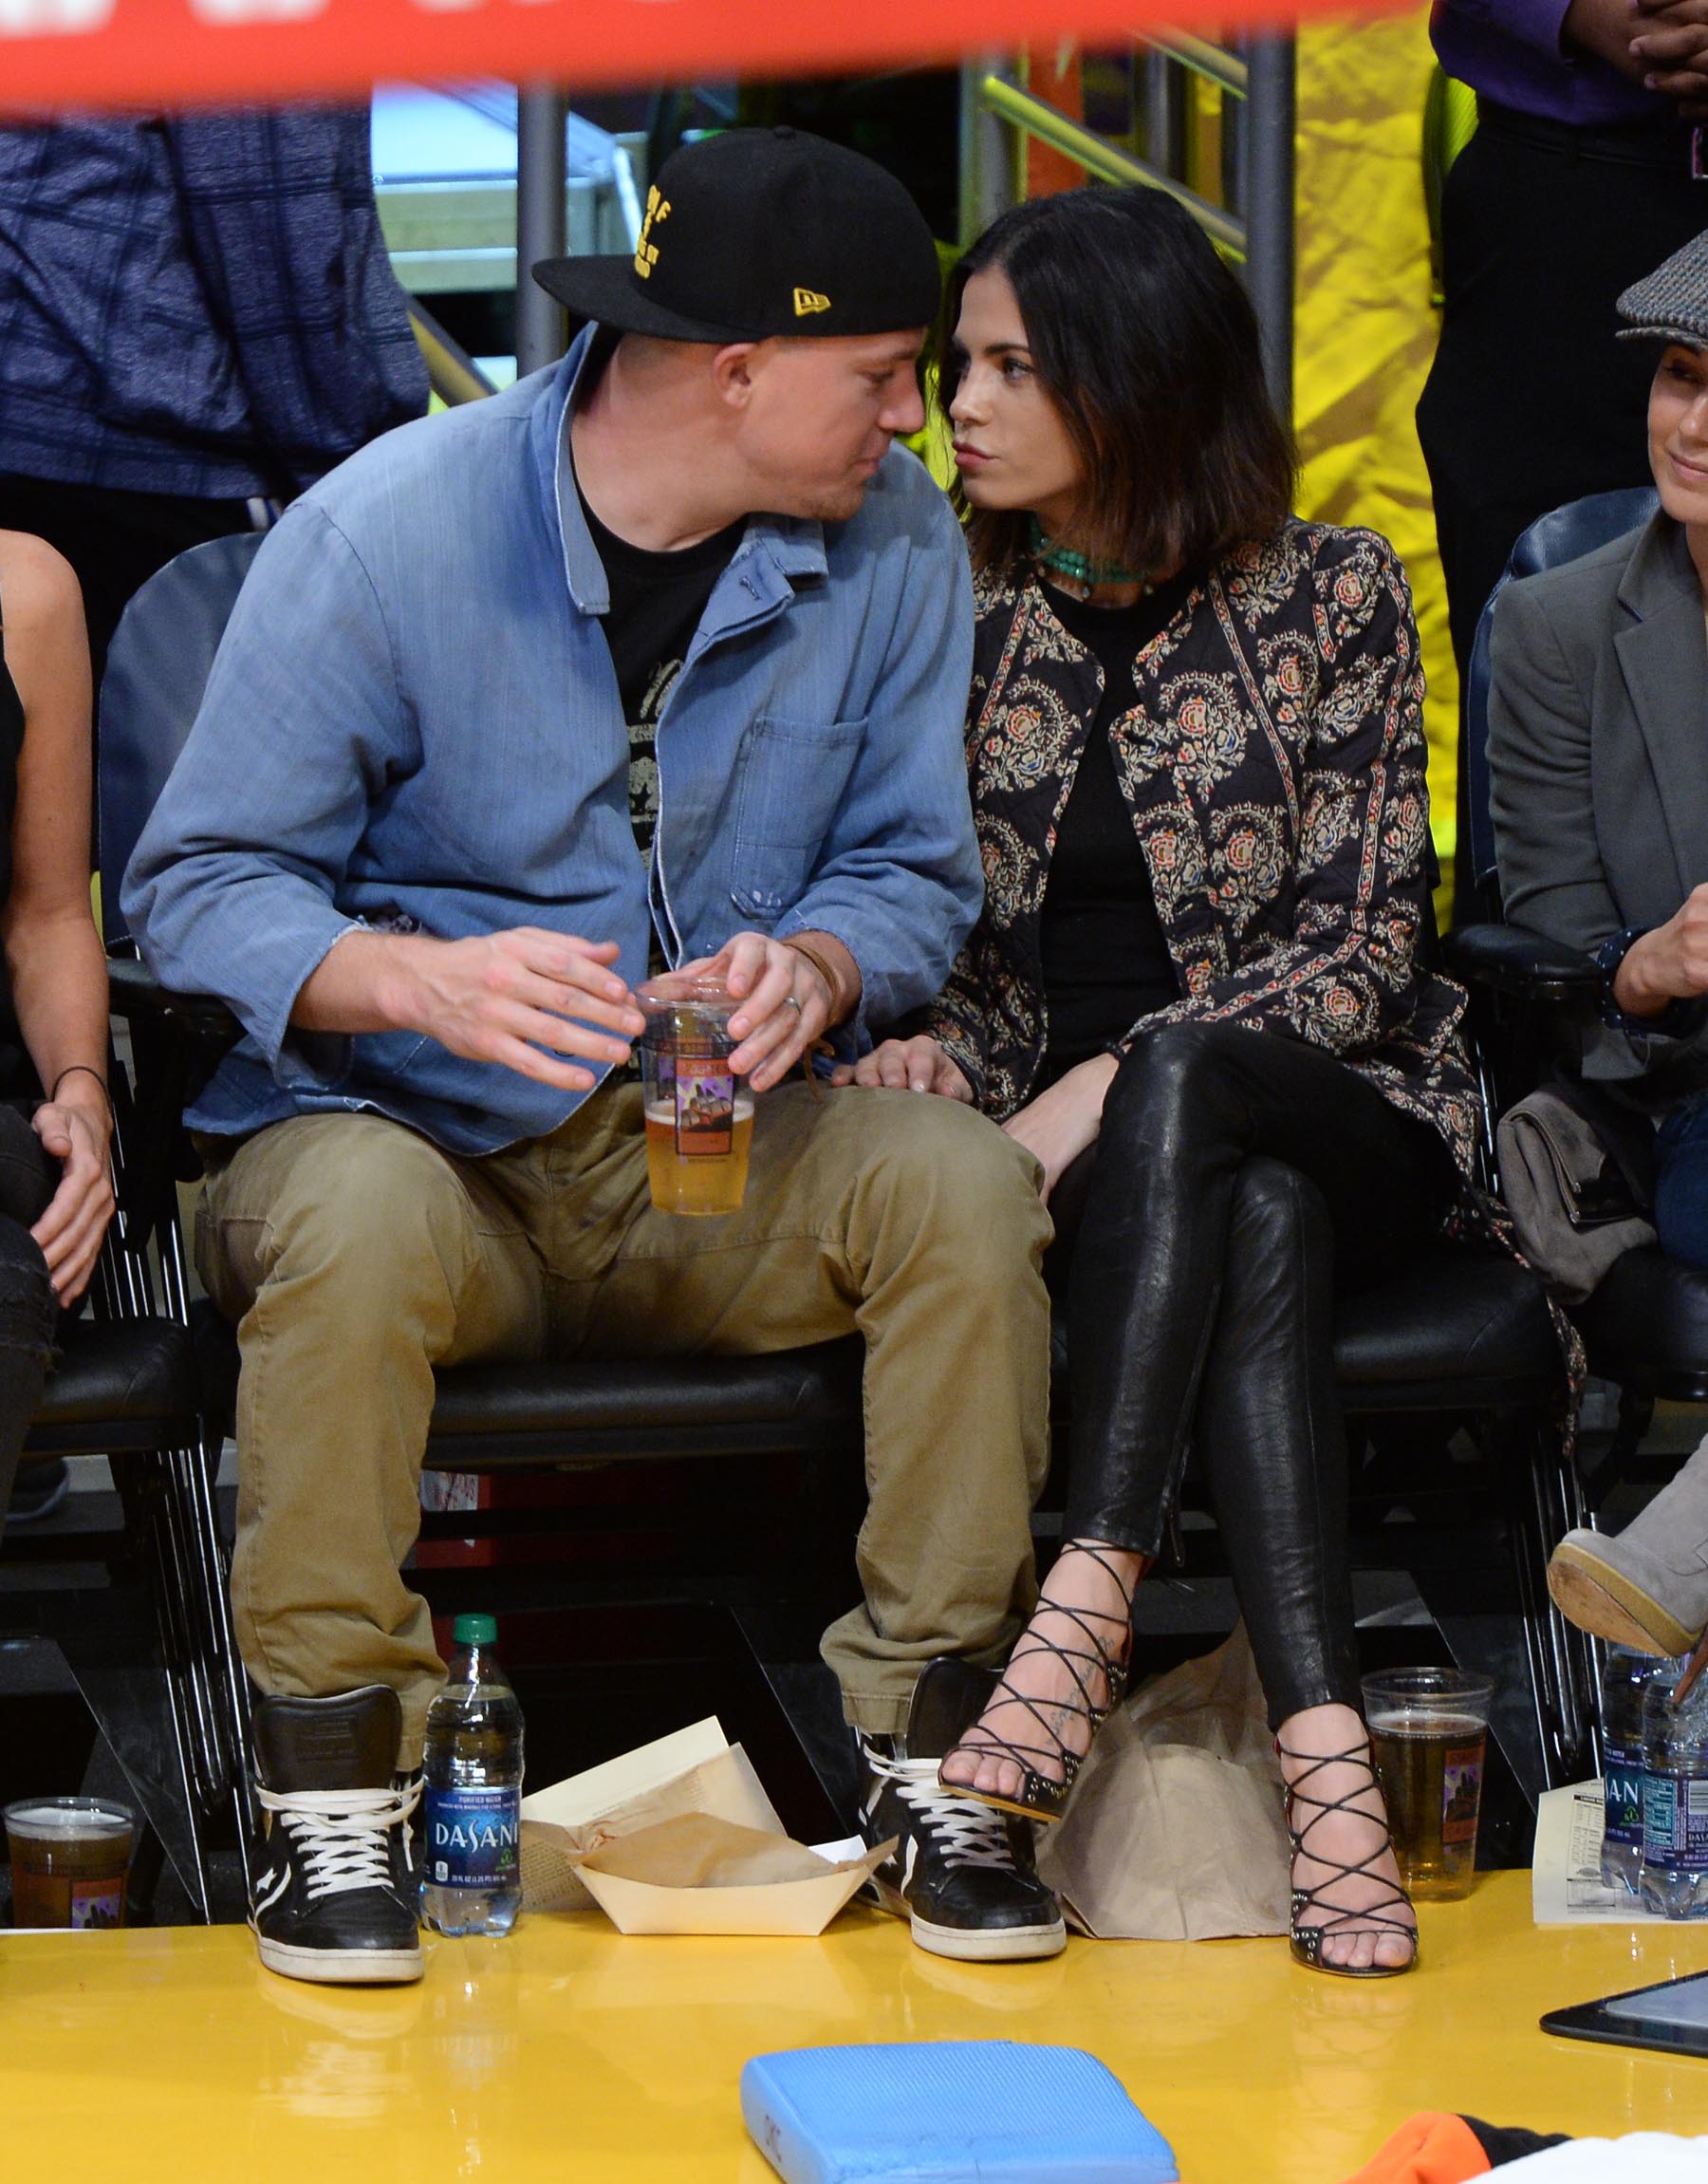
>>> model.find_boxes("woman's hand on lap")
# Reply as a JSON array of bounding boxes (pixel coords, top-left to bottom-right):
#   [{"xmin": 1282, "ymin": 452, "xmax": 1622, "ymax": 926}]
[
  {"xmin": 30, "ymin": 1092, "xmax": 113, "ymax": 1305},
  {"xmin": 1001, "ymin": 1053, "xmax": 1119, "ymax": 1202}
]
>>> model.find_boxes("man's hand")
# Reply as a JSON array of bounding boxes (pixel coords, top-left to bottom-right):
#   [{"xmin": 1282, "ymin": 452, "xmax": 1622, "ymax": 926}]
[
  {"xmin": 1000, "ymin": 1054, "xmax": 1119, "ymax": 1204},
  {"xmin": 30, "ymin": 1094, "xmax": 114, "ymax": 1306},
  {"xmin": 1628, "ymin": 0, "xmax": 1708, "ymax": 108},
  {"xmin": 297, "ymin": 926, "xmax": 646, "ymax": 1092},
  {"xmin": 830, "ymin": 1034, "xmax": 975, "ymax": 1100},
  {"xmin": 687, "ymin": 933, "xmax": 833, "ymax": 1092},
  {"xmin": 1612, "ymin": 887, "xmax": 1708, "ymax": 1017}
]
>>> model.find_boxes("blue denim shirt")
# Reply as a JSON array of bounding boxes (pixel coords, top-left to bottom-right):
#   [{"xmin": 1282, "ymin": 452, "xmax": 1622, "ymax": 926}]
[{"xmin": 123, "ymin": 330, "xmax": 980, "ymax": 1155}]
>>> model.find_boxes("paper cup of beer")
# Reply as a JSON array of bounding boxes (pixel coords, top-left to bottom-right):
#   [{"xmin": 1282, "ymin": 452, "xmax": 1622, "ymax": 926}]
[
  {"xmin": 1361, "ymin": 1668, "xmax": 1494, "ymax": 1900},
  {"xmin": 5, "ymin": 1796, "xmax": 134, "ymax": 1929},
  {"xmin": 636, "ymin": 973, "xmax": 755, "ymax": 1217}
]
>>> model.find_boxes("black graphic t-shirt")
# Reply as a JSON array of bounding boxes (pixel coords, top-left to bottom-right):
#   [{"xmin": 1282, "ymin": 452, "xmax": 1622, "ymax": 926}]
[{"xmin": 577, "ymin": 482, "xmax": 746, "ymax": 864}]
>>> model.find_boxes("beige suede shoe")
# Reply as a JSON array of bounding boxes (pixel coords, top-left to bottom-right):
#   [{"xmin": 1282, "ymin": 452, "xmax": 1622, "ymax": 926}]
[{"xmin": 1549, "ymin": 1438, "xmax": 1708, "ymax": 1656}]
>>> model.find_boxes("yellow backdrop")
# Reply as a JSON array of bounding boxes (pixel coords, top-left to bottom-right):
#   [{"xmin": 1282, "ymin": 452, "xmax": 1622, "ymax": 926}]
[{"xmin": 1294, "ymin": 7, "xmax": 1458, "ymax": 900}]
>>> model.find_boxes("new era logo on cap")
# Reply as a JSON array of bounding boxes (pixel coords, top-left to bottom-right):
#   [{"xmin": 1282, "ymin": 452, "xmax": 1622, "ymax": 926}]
[{"xmin": 533, "ymin": 127, "xmax": 940, "ymax": 348}]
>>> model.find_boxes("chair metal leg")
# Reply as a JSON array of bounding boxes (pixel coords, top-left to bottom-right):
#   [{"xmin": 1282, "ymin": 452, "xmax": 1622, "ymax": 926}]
[
  {"xmin": 1582, "ymin": 1385, "xmax": 1655, "ymax": 1511},
  {"xmin": 1503, "ymin": 1409, "xmax": 1596, "ymax": 1787},
  {"xmin": 97, "ymin": 1436, "xmax": 254, "ymax": 1919}
]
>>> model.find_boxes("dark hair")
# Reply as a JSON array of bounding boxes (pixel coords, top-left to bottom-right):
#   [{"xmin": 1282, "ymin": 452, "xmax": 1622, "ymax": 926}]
[{"xmin": 938, "ymin": 186, "xmax": 1296, "ymax": 577}]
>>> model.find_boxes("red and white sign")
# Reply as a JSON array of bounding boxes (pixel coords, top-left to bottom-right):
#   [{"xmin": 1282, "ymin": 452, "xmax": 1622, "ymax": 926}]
[{"xmin": 0, "ymin": 0, "xmax": 1355, "ymax": 113}]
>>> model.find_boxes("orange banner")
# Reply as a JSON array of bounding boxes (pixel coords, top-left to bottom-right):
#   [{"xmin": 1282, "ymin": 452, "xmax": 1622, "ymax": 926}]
[{"xmin": 1, "ymin": 0, "xmax": 1376, "ymax": 112}]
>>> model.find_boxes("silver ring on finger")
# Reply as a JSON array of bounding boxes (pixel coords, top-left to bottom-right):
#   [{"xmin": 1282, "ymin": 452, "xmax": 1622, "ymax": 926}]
[{"xmin": 783, "ymin": 995, "xmax": 804, "ymax": 1013}]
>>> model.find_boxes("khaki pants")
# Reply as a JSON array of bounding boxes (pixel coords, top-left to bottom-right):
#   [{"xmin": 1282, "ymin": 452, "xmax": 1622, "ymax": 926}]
[{"xmin": 196, "ymin": 1081, "xmax": 1053, "ymax": 1765}]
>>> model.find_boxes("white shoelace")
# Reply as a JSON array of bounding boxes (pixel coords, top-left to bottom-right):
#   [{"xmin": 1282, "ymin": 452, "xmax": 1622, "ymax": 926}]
[
  {"xmin": 863, "ymin": 1748, "xmax": 1018, "ymax": 1872},
  {"xmin": 256, "ymin": 1780, "xmax": 421, "ymax": 1902}
]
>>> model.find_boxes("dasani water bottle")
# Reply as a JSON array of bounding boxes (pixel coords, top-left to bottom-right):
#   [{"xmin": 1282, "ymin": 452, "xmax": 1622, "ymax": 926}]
[
  {"xmin": 421, "ymin": 1614, "xmax": 525, "ymax": 1937},
  {"xmin": 1640, "ymin": 1654, "xmax": 1708, "ymax": 1919},
  {"xmin": 1599, "ymin": 1644, "xmax": 1653, "ymax": 1895}
]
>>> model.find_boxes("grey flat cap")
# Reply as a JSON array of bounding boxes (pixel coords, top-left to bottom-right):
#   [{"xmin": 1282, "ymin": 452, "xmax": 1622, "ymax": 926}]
[{"xmin": 1619, "ymin": 230, "xmax": 1708, "ymax": 345}]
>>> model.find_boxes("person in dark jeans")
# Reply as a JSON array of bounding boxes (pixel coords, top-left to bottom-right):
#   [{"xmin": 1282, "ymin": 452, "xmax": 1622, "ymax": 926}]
[
  {"xmin": 843, "ymin": 187, "xmax": 1481, "ymax": 1977},
  {"xmin": 0, "ymin": 106, "xmax": 427, "ymax": 684},
  {"xmin": 0, "ymin": 530, "xmax": 116, "ymax": 1542}
]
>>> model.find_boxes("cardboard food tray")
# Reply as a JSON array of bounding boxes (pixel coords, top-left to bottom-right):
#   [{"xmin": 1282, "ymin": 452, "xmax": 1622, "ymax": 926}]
[{"xmin": 517, "ymin": 1718, "xmax": 889, "ymax": 1935}]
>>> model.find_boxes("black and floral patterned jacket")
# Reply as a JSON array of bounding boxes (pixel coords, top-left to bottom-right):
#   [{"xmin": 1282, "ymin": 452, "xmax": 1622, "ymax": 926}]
[{"xmin": 923, "ymin": 519, "xmax": 1481, "ymax": 1182}]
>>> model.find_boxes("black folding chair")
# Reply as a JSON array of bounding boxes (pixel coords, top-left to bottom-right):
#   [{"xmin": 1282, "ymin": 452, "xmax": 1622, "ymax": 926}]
[{"xmin": 2, "ymin": 1036, "xmax": 251, "ymax": 1920}]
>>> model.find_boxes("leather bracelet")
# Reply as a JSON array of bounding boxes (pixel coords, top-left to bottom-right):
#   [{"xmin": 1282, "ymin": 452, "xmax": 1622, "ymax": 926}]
[
  {"xmin": 49, "ymin": 1063, "xmax": 114, "ymax": 1123},
  {"xmin": 784, "ymin": 937, "xmax": 846, "ymax": 1024}
]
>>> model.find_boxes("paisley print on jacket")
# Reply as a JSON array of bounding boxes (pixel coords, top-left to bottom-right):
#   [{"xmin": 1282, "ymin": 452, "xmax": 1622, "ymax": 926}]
[{"xmin": 925, "ymin": 520, "xmax": 1481, "ymax": 1183}]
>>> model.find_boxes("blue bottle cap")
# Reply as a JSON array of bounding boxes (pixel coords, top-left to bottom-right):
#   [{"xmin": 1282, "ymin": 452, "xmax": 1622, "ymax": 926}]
[{"xmin": 453, "ymin": 1614, "xmax": 498, "ymax": 1646}]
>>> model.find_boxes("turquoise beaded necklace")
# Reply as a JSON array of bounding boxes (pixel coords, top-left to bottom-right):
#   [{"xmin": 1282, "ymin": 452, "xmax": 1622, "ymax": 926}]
[{"xmin": 1029, "ymin": 517, "xmax": 1153, "ymax": 597}]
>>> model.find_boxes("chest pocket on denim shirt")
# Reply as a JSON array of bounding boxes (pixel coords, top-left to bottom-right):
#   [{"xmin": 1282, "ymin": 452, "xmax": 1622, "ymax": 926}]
[{"xmin": 730, "ymin": 714, "xmax": 867, "ymax": 922}]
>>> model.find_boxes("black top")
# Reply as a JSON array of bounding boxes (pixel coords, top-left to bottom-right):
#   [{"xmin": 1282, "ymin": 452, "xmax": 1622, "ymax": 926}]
[
  {"xmin": 1034, "ymin": 571, "xmax": 1197, "ymax": 1088},
  {"xmin": 577, "ymin": 482, "xmax": 745, "ymax": 863}
]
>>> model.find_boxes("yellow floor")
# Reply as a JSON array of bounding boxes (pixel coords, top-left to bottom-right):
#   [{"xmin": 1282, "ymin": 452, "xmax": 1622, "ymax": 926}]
[{"xmin": 4, "ymin": 1872, "xmax": 1706, "ymax": 2182}]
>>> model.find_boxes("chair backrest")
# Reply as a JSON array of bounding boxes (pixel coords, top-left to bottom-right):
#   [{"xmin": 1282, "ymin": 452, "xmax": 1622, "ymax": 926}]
[
  {"xmin": 1462, "ymin": 486, "xmax": 1658, "ymax": 905},
  {"xmin": 98, "ymin": 530, "xmax": 266, "ymax": 948}
]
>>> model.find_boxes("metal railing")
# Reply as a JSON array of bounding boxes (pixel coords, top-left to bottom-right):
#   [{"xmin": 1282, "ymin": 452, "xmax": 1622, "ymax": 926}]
[
  {"xmin": 973, "ymin": 72, "xmax": 1242, "ymax": 256},
  {"xmin": 959, "ymin": 38, "xmax": 1296, "ymax": 418},
  {"xmin": 502, "ymin": 52, "xmax": 1295, "ymax": 414},
  {"xmin": 408, "ymin": 299, "xmax": 498, "ymax": 407}
]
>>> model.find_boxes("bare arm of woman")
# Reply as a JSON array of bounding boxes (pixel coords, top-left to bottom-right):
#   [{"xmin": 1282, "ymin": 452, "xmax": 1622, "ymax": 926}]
[{"xmin": 0, "ymin": 533, "xmax": 113, "ymax": 1304}]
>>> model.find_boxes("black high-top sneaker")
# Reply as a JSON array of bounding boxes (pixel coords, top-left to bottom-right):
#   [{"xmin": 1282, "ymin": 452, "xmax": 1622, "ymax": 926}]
[
  {"xmin": 250, "ymin": 1686, "xmax": 424, "ymax": 1985},
  {"xmin": 857, "ymin": 1656, "xmax": 1067, "ymax": 1963}
]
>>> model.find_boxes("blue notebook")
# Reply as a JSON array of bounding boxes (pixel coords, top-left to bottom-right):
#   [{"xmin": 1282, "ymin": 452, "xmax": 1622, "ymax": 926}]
[{"xmin": 740, "ymin": 2041, "xmax": 1179, "ymax": 2183}]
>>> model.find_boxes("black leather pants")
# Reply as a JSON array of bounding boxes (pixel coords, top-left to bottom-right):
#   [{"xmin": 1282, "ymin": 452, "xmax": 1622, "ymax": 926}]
[{"xmin": 1047, "ymin": 1020, "xmax": 1454, "ymax": 1728}]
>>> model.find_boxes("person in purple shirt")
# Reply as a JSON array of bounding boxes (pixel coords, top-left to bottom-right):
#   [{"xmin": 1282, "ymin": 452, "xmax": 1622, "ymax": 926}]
[{"xmin": 1418, "ymin": 0, "xmax": 1708, "ymax": 908}]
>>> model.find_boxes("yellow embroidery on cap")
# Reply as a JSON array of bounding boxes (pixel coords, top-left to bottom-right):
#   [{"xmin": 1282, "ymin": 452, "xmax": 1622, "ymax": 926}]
[
  {"xmin": 792, "ymin": 289, "xmax": 831, "ymax": 317},
  {"xmin": 634, "ymin": 188, "xmax": 671, "ymax": 279}
]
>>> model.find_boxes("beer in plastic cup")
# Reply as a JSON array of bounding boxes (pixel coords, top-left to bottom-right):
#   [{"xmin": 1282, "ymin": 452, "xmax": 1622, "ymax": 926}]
[
  {"xmin": 5, "ymin": 1796, "xmax": 134, "ymax": 1928},
  {"xmin": 1361, "ymin": 1667, "xmax": 1494, "ymax": 1899},
  {"xmin": 637, "ymin": 972, "xmax": 755, "ymax": 1217}
]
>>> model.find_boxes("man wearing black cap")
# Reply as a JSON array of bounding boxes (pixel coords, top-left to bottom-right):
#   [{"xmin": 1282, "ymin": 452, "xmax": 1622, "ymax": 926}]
[{"xmin": 127, "ymin": 128, "xmax": 1065, "ymax": 1983}]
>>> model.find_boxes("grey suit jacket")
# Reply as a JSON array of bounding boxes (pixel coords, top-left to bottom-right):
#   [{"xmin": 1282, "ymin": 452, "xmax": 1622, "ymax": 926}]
[{"xmin": 1488, "ymin": 510, "xmax": 1708, "ymax": 1098}]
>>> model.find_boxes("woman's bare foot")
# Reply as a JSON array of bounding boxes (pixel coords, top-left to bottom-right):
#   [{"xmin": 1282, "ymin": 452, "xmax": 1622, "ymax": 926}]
[
  {"xmin": 1279, "ymin": 1702, "xmax": 1417, "ymax": 1974},
  {"xmin": 938, "ymin": 1540, "xmax": 1145, "ymax": 1808}
]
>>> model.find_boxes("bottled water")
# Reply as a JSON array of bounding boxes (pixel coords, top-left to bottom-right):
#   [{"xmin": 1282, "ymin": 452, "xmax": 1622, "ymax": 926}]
[
  {"xmin": 1640, "ymin": 1655, "xmax": 1708, "ymax": 1920},
  {"xmin": 1599, "ymin": 1645, "xmax": 1653, "ymax": 1895},
  {"xmin": 421, "ymin": 1614, "xmax": 525, "ymax": 1937}
]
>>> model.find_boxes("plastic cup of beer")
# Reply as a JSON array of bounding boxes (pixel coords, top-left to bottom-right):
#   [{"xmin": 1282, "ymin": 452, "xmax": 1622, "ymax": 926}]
[
  {"xmin": 637, "ymin": 972, "xmax": 755, "ymax": 1217},
  {"xmin": 4, "ymin": 1796, "xmax": 134, "ymax": 1929},
  {"xmin": 1361, "ymin": 1667, "xmax": 1494, "ymax": 1900}
]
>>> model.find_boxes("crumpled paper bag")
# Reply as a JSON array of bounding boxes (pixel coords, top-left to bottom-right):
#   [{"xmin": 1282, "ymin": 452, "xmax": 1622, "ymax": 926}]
[
  {"xmin": 1035, "ymin": 1624, "xmax": 1290, "ymax": 1939},
  {"xmin": 520, "ymin": 1726, "xmax": 785, "ymax": 1913},
  {"xmin": 516, "ymin": 1719, "xmax": 893, "ymax": 1934}
]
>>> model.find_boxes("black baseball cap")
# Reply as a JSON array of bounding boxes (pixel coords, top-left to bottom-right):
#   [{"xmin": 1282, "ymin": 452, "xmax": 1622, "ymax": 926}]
[{"xmin": 532, "ymin": 126, "xmax": 940, "ymax": 345}]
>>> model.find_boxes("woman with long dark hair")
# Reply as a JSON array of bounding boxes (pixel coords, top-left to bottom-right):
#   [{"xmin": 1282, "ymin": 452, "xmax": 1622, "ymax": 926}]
[
  {"xmin": 0, "ymin": 528, "xmax": 114, "ymax": 1542},
  {"xmin": 845, "ymin": 188, "xmax": 1480, "ymax": 1975}
]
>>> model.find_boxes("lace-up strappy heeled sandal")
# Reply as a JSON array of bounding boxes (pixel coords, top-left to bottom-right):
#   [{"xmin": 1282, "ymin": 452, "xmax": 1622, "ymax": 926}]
[
  {"xmin": 1279, "ymin": 1738, "xmax": 1419, "ymax": 1978},
  {"xmin": 937, "ymin": 1540, "xmax": 1138, "ymax": 1824}
]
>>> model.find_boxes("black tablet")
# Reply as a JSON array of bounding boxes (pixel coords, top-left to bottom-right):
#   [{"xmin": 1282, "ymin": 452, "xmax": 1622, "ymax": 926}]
[{"xmin": 1542, "ymin": 1969, "xmax": 1708, "ymax": 2061}]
